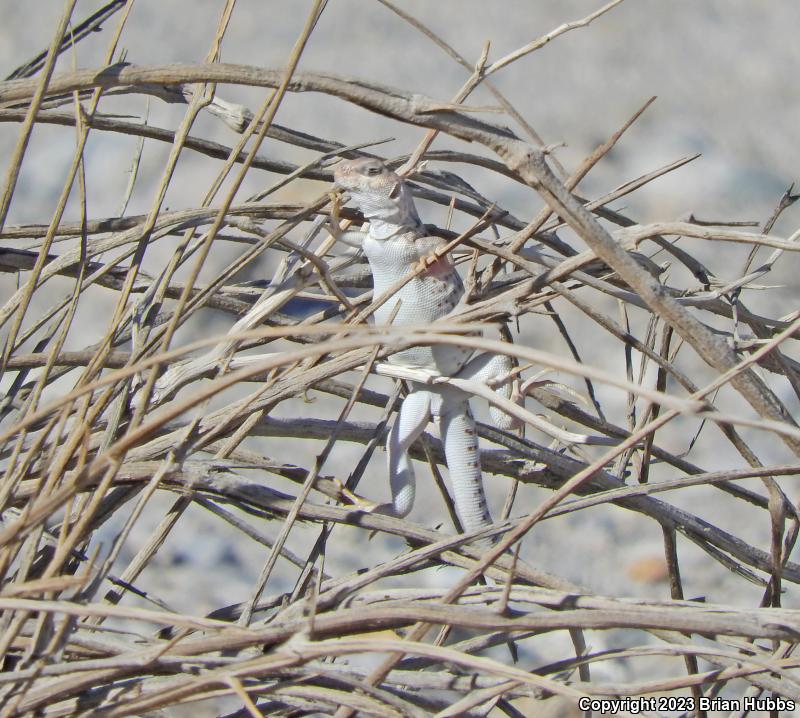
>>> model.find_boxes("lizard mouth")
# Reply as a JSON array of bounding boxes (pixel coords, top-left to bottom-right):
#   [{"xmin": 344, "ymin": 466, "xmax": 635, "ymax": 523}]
[{"xmin": 332, "ymin": 175, "xmax": 349, "ymax": 190}]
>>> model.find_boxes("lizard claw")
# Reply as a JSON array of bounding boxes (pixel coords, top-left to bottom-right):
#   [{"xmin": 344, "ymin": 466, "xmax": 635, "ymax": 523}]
[{"xmin": 334, "ymin": 479, "xmax": 379, "ymax": 512}]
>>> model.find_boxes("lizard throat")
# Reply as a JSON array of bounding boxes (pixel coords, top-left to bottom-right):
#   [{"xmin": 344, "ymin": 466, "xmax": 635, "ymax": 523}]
[{"xmin": 351, "ymin": 186, "xmax": 424, "ymax": 240}]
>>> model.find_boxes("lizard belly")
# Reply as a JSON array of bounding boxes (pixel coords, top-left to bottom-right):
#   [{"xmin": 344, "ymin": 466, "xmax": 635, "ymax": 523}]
[{"xmin": 364, "ymin": 235, "xmax": 471, "ymax": 375}]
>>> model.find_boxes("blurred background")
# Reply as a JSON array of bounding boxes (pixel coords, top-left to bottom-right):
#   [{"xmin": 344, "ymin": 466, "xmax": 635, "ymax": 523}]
[{"xmin": 3, "ymin": 0, "xmax": 799, "ymax": 222}]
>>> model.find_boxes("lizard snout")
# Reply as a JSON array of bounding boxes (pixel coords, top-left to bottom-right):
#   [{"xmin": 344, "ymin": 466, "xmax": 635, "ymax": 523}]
[{"xmin": 332, "ymin": 158, "xmax": 364, "ymax": 191}]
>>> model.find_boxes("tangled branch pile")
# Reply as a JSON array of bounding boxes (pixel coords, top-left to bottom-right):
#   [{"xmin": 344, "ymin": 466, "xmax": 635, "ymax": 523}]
[{"xmin": 0, "ymin": 1, "xmax": 799, "ymax": 716}]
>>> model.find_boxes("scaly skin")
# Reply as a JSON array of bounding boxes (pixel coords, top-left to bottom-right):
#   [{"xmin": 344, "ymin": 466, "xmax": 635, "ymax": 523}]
[{"xmin": 333, "ymin": 158, "xmax": 518, "ymax": 535}]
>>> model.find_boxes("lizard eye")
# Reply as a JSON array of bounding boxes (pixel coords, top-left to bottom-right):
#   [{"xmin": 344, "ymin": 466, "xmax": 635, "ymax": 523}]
[{"xmin": 366, "ymin": 166, "xmax": 382, "ymax": 176}]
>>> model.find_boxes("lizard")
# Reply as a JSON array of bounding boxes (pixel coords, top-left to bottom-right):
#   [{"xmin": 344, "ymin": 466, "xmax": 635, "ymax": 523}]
[{"xmin": 332, "ymin": 157, "xmax": 521, "ymax": 537}]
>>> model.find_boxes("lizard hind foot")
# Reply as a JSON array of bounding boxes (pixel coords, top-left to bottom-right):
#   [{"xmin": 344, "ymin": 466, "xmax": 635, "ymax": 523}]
[
  {"xmin": 489, "ymin": 385, "xmax": 524, "ymax": 432},
  {"xmin": 488, "ymin": 357, "xmax": 524, "ymax": 431},
  {"xmin": 460, "ymin": 352, "xmax": 524, "ymax": 431}
]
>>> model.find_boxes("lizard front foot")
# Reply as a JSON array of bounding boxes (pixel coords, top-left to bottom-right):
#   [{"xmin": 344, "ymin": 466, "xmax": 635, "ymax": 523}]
[{"xmin": 413, "ymin": 252, "xmax": 444, "ymax": 274}]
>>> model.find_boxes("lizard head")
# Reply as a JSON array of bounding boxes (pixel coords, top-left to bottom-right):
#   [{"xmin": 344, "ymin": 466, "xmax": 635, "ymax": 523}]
[{"xmin": 333, "ymin": 158, "xmax": 423, "ymax": 233}]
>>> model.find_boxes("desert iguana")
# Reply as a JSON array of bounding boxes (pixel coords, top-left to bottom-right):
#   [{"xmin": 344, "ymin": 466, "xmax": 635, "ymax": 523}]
[{"xmin": 333, "ymin": 158, "xmax": 520, "ymax": 536}]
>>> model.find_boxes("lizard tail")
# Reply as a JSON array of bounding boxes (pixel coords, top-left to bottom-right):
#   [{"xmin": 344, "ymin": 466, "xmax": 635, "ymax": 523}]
[
  {"xmin": 440, "ymin": 402, "xmax": 492, "ymax": 533},
  {"xmin": 383, "ymin": 390, "xmax": 432, "ymax": 518}
]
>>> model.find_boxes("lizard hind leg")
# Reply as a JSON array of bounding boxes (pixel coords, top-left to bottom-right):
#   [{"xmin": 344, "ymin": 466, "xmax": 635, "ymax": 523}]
[
  {"xmin": 382, "ymin": 389, "xmax": 433, "ymax": 518},
  {"xmin": 459, "ymin": 352, "xmax": 523, "ymax": 431},
  {"xmin": 439, "ymin": 400, "xmax": 492, "ymax": 534}
]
